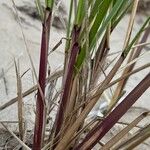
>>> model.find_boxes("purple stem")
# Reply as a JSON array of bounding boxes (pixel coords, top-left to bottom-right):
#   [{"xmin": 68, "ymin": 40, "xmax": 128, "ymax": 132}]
[
  {"xmin": 33, "ymin": 8, "xmax": 52, "ymax": 150},
  {"xmin": 54, "ymin": 25, "xmax": 80, "ymax": 140}
]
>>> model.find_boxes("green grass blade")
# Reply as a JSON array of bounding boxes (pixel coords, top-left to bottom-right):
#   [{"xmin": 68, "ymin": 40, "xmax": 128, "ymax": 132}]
[
  {"xmin": 65, "ymin": 0, "xmax": 74, "ymax": 51},
  {"xmin": 89, "ymin": 0, "xmax": 112, "ymax": 44},
  {"xmin": 123, "ymin": 17, "xmax": 150, "ymax": 56},
  {"xmin": 75, "ymin": 0, "xmax": 126, "ymax": 71},
  {"xmin": 45, "ymin": 0, "xmax": 54, "ymax": 9},
  {"xmin": 112, "ymin": 1, "xmax": 133, "ymax": 30},
  {"xmin": 35, "ymin": 0, "xmax": 44, "ymax": 21},
  {"xmin": 75, "ymin": 0, "xmax": 85, "ymax": 26},
  {"xmin": 89, "ymin": 0, "xmax": 103, "ymax": 23},
  {"xmin": 111, "ymin": 1, "xmax": 132, "ymax": 26},
  {"xmin": 90, "ymin": 0, "xmax": 125, "ymax": 50}
]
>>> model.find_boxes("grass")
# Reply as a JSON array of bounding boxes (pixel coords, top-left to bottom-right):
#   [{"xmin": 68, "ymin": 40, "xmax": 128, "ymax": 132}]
[{"xmin": 0, "ymin": 0, "xmax": 150, "ymax": 149}]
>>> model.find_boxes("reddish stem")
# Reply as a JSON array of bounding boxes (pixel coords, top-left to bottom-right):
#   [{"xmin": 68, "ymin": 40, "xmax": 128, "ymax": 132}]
[
  {"xmin": 33, "ymin": 8, "xmax": 52, "ymax": 150},
  {"xmin": 54, "ymin": 25, "xmax": 80, "ymax": 142}
]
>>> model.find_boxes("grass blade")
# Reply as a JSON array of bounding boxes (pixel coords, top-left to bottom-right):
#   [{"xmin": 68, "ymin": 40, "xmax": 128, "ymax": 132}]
[
  {"xmin": 75, "ymin": 0, "xmax": 86, "ymax": 26},
  {"xmin": 90, "ymin": 0, "xmax": 125, "ymax": 50},
  {"xmin": 35, "ymin": 0, "xmax": 44, "ymax": 21},
  {"xmin": 14, "ymin": 60, "xmax": 24, "ymax": 141},
  {"xmin": 89, "ymin": 0, "xmax": 112, "ymax": 44}
]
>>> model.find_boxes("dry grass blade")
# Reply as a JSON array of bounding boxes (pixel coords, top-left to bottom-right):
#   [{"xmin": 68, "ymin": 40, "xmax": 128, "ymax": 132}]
[
  {"xmin": 122, "ymin": 0, "xmax": 139, "ymax": 49},
  {"xmin": 14, "ymin": 60, "xmax": 24, "ymax": 141},
  {"xmin": 88, "ymin": 117, "xmax": 142, "ymax": 129},
  {"xmin": 101, "ymin": 112, "xmax": 149, "ymax": 150},
  {"xmin": 1, "ymin": 123, "xmax": 31, "ymax": 150},
  {"xmin": 92, "ymin": 63, "xmax": 150, "ymax": 105},
  {"xmin": 132, "ymin": 41, "xmax": 150, "ymax": 48},
  {"xmin": 105, "ymin": 63, "xmax": 150, "ymax": 89},
  {"xmin": 0, "ymin": 70, "xmax": 63, "ymax": 111},
  {"xmin": 113, "ymin": 123, "xmax": 150, "ymax": 150},
  {"xmin": 117, "ymin": 50, "xmax": 150, "ymax": 74},
  {"xmin": 0, "ymin": 85, "xmax": 37, "ymax": 111}
]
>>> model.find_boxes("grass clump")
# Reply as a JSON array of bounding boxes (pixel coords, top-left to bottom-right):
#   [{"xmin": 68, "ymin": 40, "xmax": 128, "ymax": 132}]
[{"xmin": 0, "ymin": 0, "xmax": 150, "ymax": 150}]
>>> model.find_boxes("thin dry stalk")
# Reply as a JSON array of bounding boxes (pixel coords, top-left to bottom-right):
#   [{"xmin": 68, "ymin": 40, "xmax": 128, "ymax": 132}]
[
  {"xmin": 132, "ymin": 42, "xmax": 150, "ymax": 48},
  {"xmin": 0, "ymin": 70, "xmax": 63, "ymax": 111},
  {"xmin": 113, "ymin": 124, "xmax": 150, "ymax": 150},
  {"xmin": 122, "ymin": 0, "xmax": 139, "ymax": 49},
  {"xmin": 101, "ymin": 112, "xmax": 149, "ymax": 150},
  {"xmin": 0, "ymin": 85, "xmax": 37, "ymax": 111},
  {"xmin": 64, "ymin": 75, "xmax": 78, "ymax": 129},
  {"xmin": 95, "ymin": 63, "xmax": 150, "ymax": 99},
  {"xmin": 14, "ymin": 60, "xmax": 24, "ymax": 141}
]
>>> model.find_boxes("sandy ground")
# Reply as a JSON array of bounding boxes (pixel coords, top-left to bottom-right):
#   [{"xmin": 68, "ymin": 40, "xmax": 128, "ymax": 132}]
[{"xmin": 0, "ymin": 0, "xmax": 149, "ymax": 149}]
